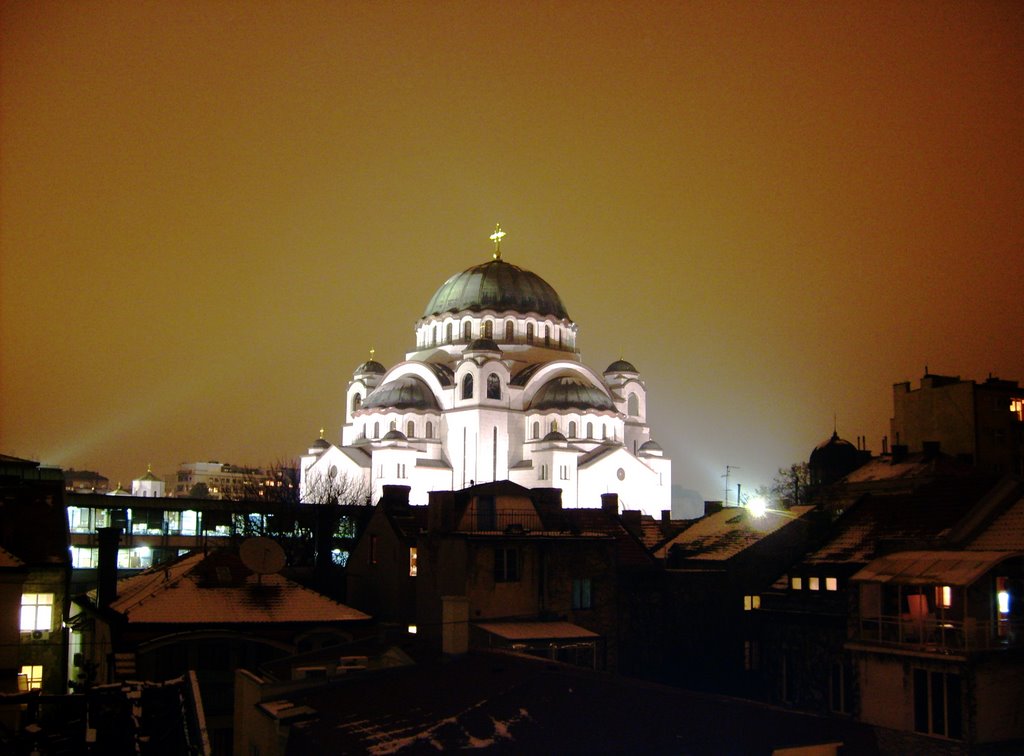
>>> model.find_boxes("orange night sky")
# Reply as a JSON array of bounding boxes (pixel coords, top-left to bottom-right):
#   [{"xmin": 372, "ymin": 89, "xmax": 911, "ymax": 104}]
[{"xmin": 2, "ymin": 1, "xmax": 1022, "ymax": 504}]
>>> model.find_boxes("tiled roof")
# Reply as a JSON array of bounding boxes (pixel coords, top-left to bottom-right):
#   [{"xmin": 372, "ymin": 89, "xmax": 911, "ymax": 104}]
[
  {"xmin": 805, "ymin": 481, "xmax": 991, "ymax": 565},
  {"xmin": 560, "ymin": 509, "xmax": 654, "ymax": 568},
  {"xmin": 968, "ymin": 494, "xmax": 1024, "ymax": 550},
  {"xmin": 653, "ymin": 506, "xmax": 813, "ymax": 561},
  {"xmin": 852, "ymin": 550, "xmax": 1021, "ymax": 586},
  {"xmin": 102, "ymin": 549, "xmax": 369, "ymax": 624}
]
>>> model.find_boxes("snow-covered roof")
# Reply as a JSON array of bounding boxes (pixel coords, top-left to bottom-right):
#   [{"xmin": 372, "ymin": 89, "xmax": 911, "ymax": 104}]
[
  {"xmin": 851, "ymin": 550, "xmax": 1022, "ymax": 586},
  {"xmin": 476, "ymin": 621, "xmax": 599, "ymax": 641},
  {"xmin": 654, "ymin": 506, "xmax": 813, "ymax": 561},
  {"xmin": 96, "ymin": 549, "xmax": 370, "ymax": 624}
]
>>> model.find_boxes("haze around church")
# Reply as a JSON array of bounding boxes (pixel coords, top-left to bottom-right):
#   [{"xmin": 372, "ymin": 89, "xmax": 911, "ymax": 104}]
[{"xmin": 2, "ymin": 2, "xmax": 1022, "ymax": 501}]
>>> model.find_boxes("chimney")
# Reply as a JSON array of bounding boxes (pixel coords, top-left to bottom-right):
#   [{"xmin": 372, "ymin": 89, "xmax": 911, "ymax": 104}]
[
  {"xmin": 661, "ymin": 510, "xmax": 671, "ymax": 523},
  {"xmin": 704, "ymin": 501, "xmax": 724, "ymax": 516},
  {"xmin": 621, "ymin": 510, "xmax": 642, "ymax": 536},
  {"xmin": 427, "ymin": 491, "xmax": 456, "ymax": 533},
  {"xmin": 381, "ymin": 484, "xmax": 411, "ymax": 513},
  {"xmin": 600, "ymin": 493, "xmax": 619, "ymax": 516},
  {"xmin": 96, "ymin": 527, "xmax": 121, "ymax": 609},
  {"xmin": 531, "ymin": 488, "xmax": 563, "ymax": 520},
  {"xmin": 891, "ymin": 444, "xmax": 909, "ymax": 464}
]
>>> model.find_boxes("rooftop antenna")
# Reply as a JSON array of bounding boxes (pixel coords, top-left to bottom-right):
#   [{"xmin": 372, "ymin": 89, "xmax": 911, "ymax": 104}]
[
  {"xmin": 490, "ymin": 223, "xmax": 506, "ymax": 260},
  {"xmin": 722, "ymin": 465, "xmax": 740, "ymax": 506}
]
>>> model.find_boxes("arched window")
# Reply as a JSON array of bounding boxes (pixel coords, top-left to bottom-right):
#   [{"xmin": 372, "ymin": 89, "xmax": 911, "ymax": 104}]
[
  {"xmin": 556, "ymin": 328, "xmax": 562, "ymax": 348},
  {"xmin": 462, "ymin": 374, "xmax": 474, "ymax": 400},
  {"xmin": 601, "ymin": 425, "xmax": 607, "ymax": 439},
  {"xmin": 586, "ymin": 422, "xmax": 593, "ymax": 439},
  {"xmin": 551, "ymin": 419, "xmax": 558, "ymax": 433},
  {"xmin": 390, "ymin": 420, "xmax": 396, "ymax": 431},
  {"xmin": 568, "ymin": 421, "xmax": 577, "ymax": 438},
  {"xmin": 505, "ymin": 321, "xmax": 515, "ymax": 342},
  {"xmin": 434, "ymin": 324, "xmax": 440, "ymax": 345},
  {"xmin": 542, "ymin": 324, "xmax": 550, "ymax": 346},
  {"xmin": 526, "ymin": 322, "xmax": 534, "ymax": 344},
  {"xmin": 407, "ymin": 420, "xmax": 415, "ymax": 438},
  {"xmin": 374, "ymin": 422, "xmax": 380, "ymax": 438},
  {"xmin": 532, "ymin": 421, "xmax": 540, "ymax": 439},
  {"xmin": 483, "ymin": 321, "xmax": 493, "ymax": 339},
  {"xmin": 445, "ymin": 322, "xmax": 453, "ymax": 343},
  {"xmin": 426, "ymin": 421, "xmax": 433, "ymax": 439},
  {"xmin": 628, "ymin": 393, "xmax": 639, "ymax": 417},
  {"xmin": 463, "ymin": 321, "xmax": 472, "ymax": 341},
  {"xmin": 351, "ymin": 393, "xmax": 362, "ymax": 414},
  {"xmin": 486, "ymin": 374, "xmax": 501, "ymax": 400}
]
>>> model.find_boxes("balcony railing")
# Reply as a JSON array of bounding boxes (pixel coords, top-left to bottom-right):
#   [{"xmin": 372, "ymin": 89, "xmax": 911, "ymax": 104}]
[
  {"xmin": 459, "ymin": 509, "xmax": 544, "ymax": 533},
  {"xmin": 855, "ymin": 614, "xmax": 1024, "ymax": 653}
]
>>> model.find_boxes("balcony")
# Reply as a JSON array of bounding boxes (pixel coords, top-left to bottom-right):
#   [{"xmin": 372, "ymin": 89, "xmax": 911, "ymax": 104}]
[
  {"xmin": 458, "ymin": 509, "xmax": 544, "ymax": 533},
  {"xmin": 854, "ymin": 614, "xmax": 1023, "ymax": 653}
]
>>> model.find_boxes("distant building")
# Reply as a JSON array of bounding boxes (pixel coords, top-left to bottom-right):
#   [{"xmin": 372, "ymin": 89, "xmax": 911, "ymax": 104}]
[
  {"xmin": 891, "ymin": 372, "xmax": 1024, "ymax": 475},
  {"xmin": 131, "ymin": 464, "xmax": 165, "ymax": 497},
  {"xmin": 301, "ymin": 232, "xmax": 671, "ymax": 514},
  {"xmin": 173, "ymin": 461, "xmax": 295, "ymax": 500},
  {"xmin": 63, "ymin": 468, "xmax": 109, "ymax": 494}
]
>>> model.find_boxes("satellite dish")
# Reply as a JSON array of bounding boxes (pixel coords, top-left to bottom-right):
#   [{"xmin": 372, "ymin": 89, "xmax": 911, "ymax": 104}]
[{"xmin": 239, "ymin": 537, "xmax": 286, "ymax": 575}]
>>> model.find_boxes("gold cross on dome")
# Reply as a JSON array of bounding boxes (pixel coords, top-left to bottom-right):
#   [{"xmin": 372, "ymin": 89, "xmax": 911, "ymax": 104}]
[
  {"xmin": 489, "ymin": 224, "xmax": 506, "ymax": 260},
  {"xmin": 369, "ymin": 347, "xmax": 375, "ymax": 360},
  {"xmin": 320, "ymin": 427, "xmax": 325, "ymax": 438}
]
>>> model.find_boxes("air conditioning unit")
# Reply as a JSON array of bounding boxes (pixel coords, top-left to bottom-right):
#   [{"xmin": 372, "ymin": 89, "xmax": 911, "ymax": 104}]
[{"xmin": 31, "ymin": 630, "xmax": 50, "ymax": 641}]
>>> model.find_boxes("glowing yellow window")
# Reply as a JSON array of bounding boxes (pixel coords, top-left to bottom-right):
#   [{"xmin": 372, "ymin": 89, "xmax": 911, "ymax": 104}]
[
  {"xmin": 825, "ymin": 577, "xmax": 838, "ymax": 591},
  {"xmin": 808, "ymin": 577, "xmax": 820, "ymax": 591},
  {"xmin": 935, "ymin": 585, "xmax": 952, "ymax": 609},
  {"xmin": 743, "ymin": 595, "xmax": 761, "ymax": 611},
  {"xmin": 18, "ymin": 665, "xmax": 43, "ymax": 691},
  {"xmin": 408, "ymin": 547, "xmax": 418, "ymax": 577},
  {"xmin": 20, "ymin": 593, "xmax": 53, "ymax": 632},
  {"xmin": 791, "ymin": 577, "xmax": 802, "ymax": 590}
]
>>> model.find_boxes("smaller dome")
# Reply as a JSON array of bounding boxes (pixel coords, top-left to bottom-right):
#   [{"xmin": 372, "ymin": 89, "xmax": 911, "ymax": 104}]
[
  {"xmin": 355, "ymin": 360, "xmax": 386, "ymax": 375},
  {"xmin": 363, "ymin": 376, "xmax": 441, "ymax": 411},
  {"xmin": 466, "ymin": 338, "xmax": 501, "ymax": 353},
  {"xmin": 604, "ymin": 359, "xmax": 638, "ymax": 374},
  {"xmin": 541, "ymin": 430, "xmax": 567, "ymax": 442},
  {"xmin": 381, "ymin": 429, "xmax": 408, "ymax": 442},
  {"xmin": 808, "ymin": 431, "xmax": 865, "ymax": 486},
  {"xmin": 530, "ymin": 377, "xmax": 615, "ymax": 412},
  {"xmin": 638, "ymin": 440, "xmax": 662, "ymax": 453},
  {"xmin": 311, "ymin": 437, "xmax": 330, "ymax": 450}
]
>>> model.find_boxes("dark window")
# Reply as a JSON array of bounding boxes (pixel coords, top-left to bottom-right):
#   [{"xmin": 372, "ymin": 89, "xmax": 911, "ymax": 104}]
[
  {"xmin": 532, "ymin": 421, "xmax": 540, "ymax": 439},
  {"xmin": 463, "ymin": 321, "xmax": 472, "ymax": 340},
  {"xmin": 627, "ymin": 393, "xmax": 639, "ymax": 417},
  {"xmin": 477, "ymin": 496, "xmax": 496, "ymax": 530},
  {"xmin": 407, "ymin": 420, "xmax": 415, "ymax": 437},
  {"xmin": 914, "ymin": 669, "xmax": 962, "ymax": 738},
  {"xmin": 426, "ymin": 421, "xmax": 433, "ymax": 439},
  {"xmin": 505, "ymin": 321, "xmax": 514, "ymax": 342},
  {"xmin": 462, "ymin": 374, "xmax": 474, "ymax": 400},
  {"xmin": 487, "ymin": 374, "xmax": 501, "ymax": 400},
  {"xmin": 568, "ymin": 421, "xmax": 577, "ymax": 437},
  {"xmin": 526, "ymin": 322, "xmax": 534, "ymax": 344},
  {"xmin": 744, "ymin": 640, "xmax": 760, "ymax": 671},
  {"xmin": 445, "ymin": 322, "xmax": 453, "ymax": 342},
  {"xmin": 572, "ymin": 578, "xmax": 592, "ymax": 609},
  {"xmin": 495, "ymin": 548, "xmax": 519, "ymax": 582},
  {"xmin": 483, "ymin": 321, "xmax": 493, "ymax": 339},
  {"xmin": 351, "ymin": 393, "xmax": 362, "ymax": 413}
]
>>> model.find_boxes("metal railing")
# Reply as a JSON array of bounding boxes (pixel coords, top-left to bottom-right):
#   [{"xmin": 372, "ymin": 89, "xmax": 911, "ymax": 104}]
[
  {"xmin": 856, "ymin": 614, "xmax": 1023, "ymax": 652},
  {"xmin": 460, "ymin": 509, "xmax": 544, "ymax": 533}
]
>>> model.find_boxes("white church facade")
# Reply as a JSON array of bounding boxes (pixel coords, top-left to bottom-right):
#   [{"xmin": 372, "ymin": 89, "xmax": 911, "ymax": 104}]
[{"xmin": 300, "ymin": 230, "xmax": 671, "ymax": 514}]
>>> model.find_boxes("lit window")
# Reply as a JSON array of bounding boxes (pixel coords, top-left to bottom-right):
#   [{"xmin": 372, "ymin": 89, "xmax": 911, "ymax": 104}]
[
  {"xmin": 409, "ymin": 547, "xmax": 418, "ymax": 577},
  {"xmin": 407, "ymin": 625, "xmax": 417, "ymax": 635},
  {"xmin": 18, "ymin": 665, "xmax": 43, "ymax": 691},
  {"xmin": 71, "ymin": 547, "xmax": 98, "ymax": 569},
  {"xmin": 743, "ymin": 595, "xmax": 761, "ymax": 611},
  {"xmin": 936, "ymin": 585, "xmax": 952, "ymax": 609},
  {"xmin": 1011, "ymin": 398, "xmax": 1023, "ymax": 422},
  {"xmin": 809, "ymin": 577, "xmax": 820, "ymax": 591},
  {"xmin": 20, "ymin": 594, "xmax": 54, "ymax": 632},
  {"xmin": 998, "ymin": 588, "xmax": 1010, "ymax": 615},
  {"xmin": 572, "ymin": 578, "xmax": 592, "ymax": 609},
  {"xmin": 791, "ymin": 577, "xmax": 803, "ymax": 591},
  {"xmin": 825, "ymin": 577, "xmax": 838, "ymax": 591}
]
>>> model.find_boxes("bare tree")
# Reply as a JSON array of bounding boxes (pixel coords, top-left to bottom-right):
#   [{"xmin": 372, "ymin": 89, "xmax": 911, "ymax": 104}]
[{"xmin": 755, "ymin": 462, "xmax": 811, "ymax": 509}]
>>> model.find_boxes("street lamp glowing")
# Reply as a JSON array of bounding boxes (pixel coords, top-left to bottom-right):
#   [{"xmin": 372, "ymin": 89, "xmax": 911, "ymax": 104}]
[{"xmin": 747, "ymin": 496, "xmax": 768, "ymax": 518}]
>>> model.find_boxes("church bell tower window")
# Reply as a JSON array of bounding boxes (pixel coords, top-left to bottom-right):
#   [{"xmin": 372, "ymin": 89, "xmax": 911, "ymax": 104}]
[
  {"xmin": 486, "ymin": 374, "xmax": 501, "ymax": 400},
  {"xmin": 462, "ymin": 374, "xmax": 474, "ymax": 400},
  {"xmin": 483, "ymin": 321, "xmax": 493, "ymax": 339},
  {"xmin": 526, "ymin": 322, "xmax": 534, "ymax": 344},
  {"xmin": 463, "ymin": 321, "xmax": 472, "ymax": 341},
  {"xmin": 505, "ymin": 321, "xmax": 514, "ymax": 343}
]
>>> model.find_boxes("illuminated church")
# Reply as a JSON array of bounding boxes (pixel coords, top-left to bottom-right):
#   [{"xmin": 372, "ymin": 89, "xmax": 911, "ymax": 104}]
[{"xmin": 300, "ymin": 228, "xmax": 670, "ymax": 513}]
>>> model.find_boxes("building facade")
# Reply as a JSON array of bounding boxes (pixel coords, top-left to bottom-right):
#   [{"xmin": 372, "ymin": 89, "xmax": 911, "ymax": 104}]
[{"xmin": 301, "ymin": 236, "xmax": 671, "ymax": 514}]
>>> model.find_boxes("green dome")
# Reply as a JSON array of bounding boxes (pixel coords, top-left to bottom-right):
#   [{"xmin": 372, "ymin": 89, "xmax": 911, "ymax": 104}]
[
  {"xmin": 422, "ymin": 260, "xmax": 569, "ymax": 320},
  {"xmin": 529, "ymin": 377, "xmax": 614, "ymax": 412},
  {"xmin": 362, "ymin": 376, "xmax": 440, "ymax": 411}
]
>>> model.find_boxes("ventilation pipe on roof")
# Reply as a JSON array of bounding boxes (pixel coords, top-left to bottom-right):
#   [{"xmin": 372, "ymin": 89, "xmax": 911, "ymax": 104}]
[{"xmin": 96, "ymin": 527, "xmax": 121, "ymax": 609}]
